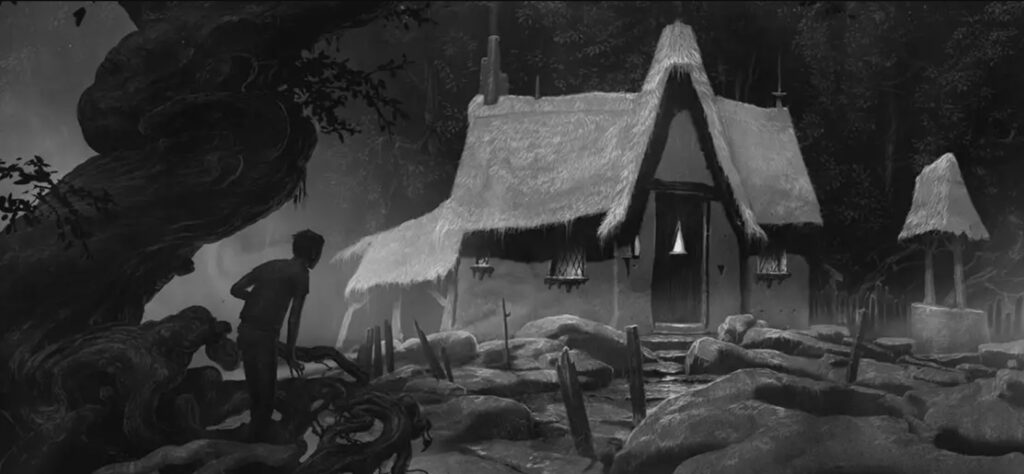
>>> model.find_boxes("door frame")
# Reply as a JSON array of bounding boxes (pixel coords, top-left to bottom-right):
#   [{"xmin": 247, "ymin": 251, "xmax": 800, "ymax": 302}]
[{"xmin": 650, "ymin": 180, "xmax": 714, "ymax": 334}]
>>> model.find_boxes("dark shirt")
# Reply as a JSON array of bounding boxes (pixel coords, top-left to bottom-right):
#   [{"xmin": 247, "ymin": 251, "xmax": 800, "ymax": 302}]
[{"xmin": 235, "ymin": 258, "xmax": 309, "ymax": 333}]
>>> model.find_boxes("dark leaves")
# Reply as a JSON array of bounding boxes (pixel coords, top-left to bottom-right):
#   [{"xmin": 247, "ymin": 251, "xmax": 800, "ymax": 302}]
[{"xmin": 1, "ymin": 155, "xmax": 116, "ymax": 258}]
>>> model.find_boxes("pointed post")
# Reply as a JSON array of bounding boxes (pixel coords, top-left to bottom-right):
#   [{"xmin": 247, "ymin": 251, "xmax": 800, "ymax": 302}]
[
  {"xmin": 847, "ymin": 309, "xmax": 867, "ymax": 383},
  {"xmin": 625, "ymin": 325, "xmax": 647, "ymax": 426},
  {"xmin": 414, "ymin": 320, "xmax": 446, "ymax": 380},
  {"xmin": 556, "ymin": 348, "xmax": 595, "ymax": 459},
  {"xmin": 772, "ymin": 51, "xmax": 786, "ymax": 108},
  {"xmin": 440, "ymin": 346, "xmax": 455, "ymax": 383},
  {"xmin": 502, "ymin": 298, "xmax": 512, "ymax": 371},
  {"xmin": 384, "ymin": 320, "xmax": 396, "ymax": 373},
  {"xmin": 371, "ymin": 325, "xmax": 384, "ymax": 378},
  {"xmin": 357, "ymin": 327, "xmax": 374, "ymax": 375}
]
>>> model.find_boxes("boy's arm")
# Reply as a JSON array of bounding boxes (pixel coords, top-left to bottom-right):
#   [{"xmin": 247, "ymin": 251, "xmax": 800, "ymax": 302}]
[
  {"xmin": 230, "ymin": 270, "xmax": 256, "ymax": 301},
  {"xmin": 285, "ymin": 294, "xmax": 305, "ymax": 357},
  {"xmin": 286, "ymin": 270, "xmax": 310, "ymax": 358}
]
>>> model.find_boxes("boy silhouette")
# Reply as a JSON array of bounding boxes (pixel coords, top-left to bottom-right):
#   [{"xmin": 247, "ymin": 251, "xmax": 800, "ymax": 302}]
[{"xmin": 230, "ymin": 229, "xmax": 324, "ymax": 442}]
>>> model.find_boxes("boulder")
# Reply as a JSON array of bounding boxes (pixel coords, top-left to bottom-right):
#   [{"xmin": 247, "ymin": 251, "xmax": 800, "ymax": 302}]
[
  {"xmin": 794, "ymin": 324, "xmax": 850, "ymax": 344},
  {"xmin": 611, "ymin": 369, "xmax": 1020, "ymax": 474},
  {"xmin": 644, "ymin": 361, "xmax": 686, "ymax": 376},
  {"xmin": 409, "ymin": 452, "xmax": 521, "ymax": 474},
  {"xmin": 424, "ymin": 395, "xmax": 535, "ymax": 444},
  {"xmin": 684, "ymin": 337, "xmax": 826, "ymax": 380},
  {"xmin": 827, "ymin": 358, "xmax": 967, "ymax": 396},
  {"xmin": 995, "ymin": 369, "xmax": 1024, "ymax": 406},
  {"xmin": 476, "ymin": 338, "xmax": 566, "ymax": 370},
  {"xmin": 463, "ymin": 439, "xmax": 604, "ymax": 474},
  {"xmin": 741, "ymin": 327, "xmax": 850, "ymax": 358},
  {"xmin": 905, "ymin": 379, "xmax": 1024, "ymax": 456},
  {"xmin": 874, "ymin": 337, "xmax": 915, "ymax": 356},
  {"xmin": 402, "ymin": 377, "xmax": 467, "ymax": 405},
  {"xmin": 537, "ymin": 349, "xmax": 615, "ymax": 387},
  {"xmin": 515, "ymin": 315, "xmax": 655, "ymax": 373},
  {"xmin": 957, "ymin": 363, "xmax": 998, "ymax": 381},
  {"xmin": 716, "ymin": 314, "xmax": 757, "ymax": 344},
  {"xmin": 398, "ymin": 330, "xmax": 479, "ymax": 366},
  {"xmin": 917, "ymin": 352, "xmax": 981, "ymax": 368},
  {"xmin": 979, "ymin": 339, "xmax": 1024, "ymax": 369},
  {"xmin": 909, "ymin": 303, "xmax": 990, "ymax": 354}
]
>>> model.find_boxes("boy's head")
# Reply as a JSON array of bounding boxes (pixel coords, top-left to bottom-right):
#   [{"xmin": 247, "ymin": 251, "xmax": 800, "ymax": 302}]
[{"xmin": 292, "ymin": 229, "xmax": 325, "ymax": 269}]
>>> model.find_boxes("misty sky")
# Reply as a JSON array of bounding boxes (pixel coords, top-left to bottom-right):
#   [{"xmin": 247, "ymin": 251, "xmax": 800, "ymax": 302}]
[{"xmin": 0, "ymin": 2, "xmax": 376, "ymax": 348}]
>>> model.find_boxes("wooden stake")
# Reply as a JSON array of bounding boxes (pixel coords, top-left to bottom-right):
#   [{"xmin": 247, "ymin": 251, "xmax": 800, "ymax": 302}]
[
  {"xmin": 357, "ymin": 327, "xmax": 374, "ymax": 375},
  {"xmin": 847, "ymin": 309, "xmax": 867, "ymax": 384},
  {"xmin": 923, "ymin": 241, "xmax": 935, "ymax": 304},
  {"xmin": 414, "ymin": 320, "xmax": 446, "ymax": 380},
  {"xmin": 440, "ymin": 346, "xmax": 455, "ymax": 383},
  {"xmin": 371, "ymin": 325, "xmax": 384, "ymax": 378},
  {"xmin": 951, "ymin": 236, "xmax": 966, "ymax": 309},
  {"xmin": 502, "ymin": 298, "xmax": 512, "ymax": 371},
  {"xmin": 384, "ymin": 320, "xmax": 395, "ymax": 374},
  {"xmin": 625, "ymin": 325, "xmax": 647, "ymax": 426},
  {"xmin": 1015, "ymin": 296, "xmax": 1023, "ymax": 337},
  {"xmin": 556, "ymin": 348, "xmax": 595, "ymax": 459},
  {"xmin": 439, "ymin": 259, "xmax": 460, "ymax": 331}
]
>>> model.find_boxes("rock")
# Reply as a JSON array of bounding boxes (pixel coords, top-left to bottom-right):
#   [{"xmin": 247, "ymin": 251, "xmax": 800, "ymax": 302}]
[
  {"xmin": 917, "ymin": 352, "xmax": 981, "ymax": 368},
  {"xmin": 996, "ymin": 369, "xmax": 1024, "ymax": 406},
  {"xmin": 651, "ymin": 350, "xmax": 688, "ymax": 364},
  {"xmin": 957, "ymin": 363, "xmax": 998, "ymax": 380},
  {"xmin": 794, "ymin": 324, "xmax": 850, "ymax": 344},
  {"xmin": 515, "ymin": 315, "xmax": 655, "ymax": 373},
  {"xmin": 741, "ymin": 327, "xmax": 850, "ymax": 358},
  {"xmin": 409, "ymin": 452, "xmax": 522, "ymax": 474},
  {"xmin": 611, "ymin": 369, "xmax": 948, "ymax": 474},
  {"xmin": 403, "ymin": 377, "xmax": 468, "ymax": 405},
  {"xmin": 476, "ymin": 338, "xmax": 566, "ymax": 370},
  {"xmin": 424, "ymin": 395, "xmax": 535, "ymax": 444},
  {"xmin": 463, "ymin": 439, "xmax": 604, "ymax": 474},
  {"xmin": 909, "ymin": 303, "xmax": 990, "ymax": 354},
  {"xmin": 640, "ymin": 334, "xmax": 702, "ymax": 352},
  {"xmin": 829, "ymin": 358, "xmax": 967, "ymax": 396},
  {"xmin": 399, "ymin": 330, "xmax": 479, "ymax": 366},
  {"xmin": 905, "ymin": 379, "xmax": 1024, "ymax": 457},
  {"xmin": 980, "ymin": 340, "xmax": 1024, "ymax": 369},
  {"xmin": 670, "ymin": 402, "xmax": 1023, "ymax": 474},
  {"xmin": 716, "ymin": 314, "xmax": 757, "ymax": 344},
  {"xmin": 644, "ymin": 361, "xmax": 686, "ymax": 376},
  {"xmin": 874, "ymin": 337, "xmax": 915, "ymax": 355},
  {"xmin": 537, "ymin": 349, "xmax": 615, "ymax": 387},
  {"xmin": 686, "ymin": 337, "xmax": 826, "ymax": 380}
]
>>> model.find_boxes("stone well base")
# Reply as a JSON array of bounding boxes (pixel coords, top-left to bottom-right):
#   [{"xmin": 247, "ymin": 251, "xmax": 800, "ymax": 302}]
[{"xmin": 909, "ymin": 303, "xmax": 990, "ymax": 354}]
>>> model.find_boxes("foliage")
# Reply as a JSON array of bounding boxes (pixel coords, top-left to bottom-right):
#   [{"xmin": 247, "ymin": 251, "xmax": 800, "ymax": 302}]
[{"xmin": 0, "ymin": 155, "xmax": 114, "ymax": 255}]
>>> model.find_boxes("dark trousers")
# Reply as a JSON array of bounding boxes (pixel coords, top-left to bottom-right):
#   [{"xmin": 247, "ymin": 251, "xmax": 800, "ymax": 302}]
[{"xmin": 237, "ymin": 324, "xmax": 279, "ymax": 443}]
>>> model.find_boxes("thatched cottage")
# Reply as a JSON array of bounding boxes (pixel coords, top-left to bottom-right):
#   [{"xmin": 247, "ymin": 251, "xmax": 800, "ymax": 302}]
[{"xmin": 333, "ymin": 22, "xmax": 822, "ymax": 346}]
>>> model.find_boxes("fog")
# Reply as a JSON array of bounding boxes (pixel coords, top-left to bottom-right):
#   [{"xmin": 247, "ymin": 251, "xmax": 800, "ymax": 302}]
[{"xmin": 1, "ymin": 2, "xmax": 389, "ymax": 349}]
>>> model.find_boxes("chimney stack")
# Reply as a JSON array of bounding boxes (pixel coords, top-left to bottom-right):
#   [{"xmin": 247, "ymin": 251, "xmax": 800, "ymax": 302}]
[
  {"xmin": 479, "ymin": 2, "xmax": 509, "ymax": 106},
  {"xmin": 772, "ymin": 52, "xmax": 786, "ymax": 108}
]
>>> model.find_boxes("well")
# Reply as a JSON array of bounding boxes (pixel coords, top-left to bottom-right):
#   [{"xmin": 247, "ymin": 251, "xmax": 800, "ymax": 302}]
[{"xmin": 909, "ymin": 302, "xmax": 990, "ymax": 354}]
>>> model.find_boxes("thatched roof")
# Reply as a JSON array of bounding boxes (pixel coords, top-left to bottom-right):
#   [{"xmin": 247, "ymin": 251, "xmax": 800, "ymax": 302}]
[
  {"xmin": 336, "ymin": 22, "xmax": 826, "ymax": 297},
  {"xmin": 898, "ymin": 153, "xmax": 990, "ymax": 242},
  {"xmin": 333, "ymin": 201, "xmax": 461, "ymax": 295},
  {"xmin": 436, "ymin": 22, "xmax": 766, "ymax": 244},
  {"xmin": 716, "ymin": 98, "xmax": 822, "ymax": 227}
]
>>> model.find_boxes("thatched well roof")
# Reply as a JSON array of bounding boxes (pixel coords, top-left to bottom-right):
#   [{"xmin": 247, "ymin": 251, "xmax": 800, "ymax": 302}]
[
  {"xmin": 716, "ymin": 98, "xmax": 822, "ymax": 227},
  {"xmin": 336, "ymin": 22, "xmax": 820, "ymax": 297},
  {"xmin": 898, "ymin": 152, "xmax": 990, "ymax": 242}
]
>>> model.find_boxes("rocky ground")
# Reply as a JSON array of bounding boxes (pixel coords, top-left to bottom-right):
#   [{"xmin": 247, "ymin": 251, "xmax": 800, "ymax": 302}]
[{"xmin": 312, "ymin": 314, "xmax": 1024, "ymax": 474}]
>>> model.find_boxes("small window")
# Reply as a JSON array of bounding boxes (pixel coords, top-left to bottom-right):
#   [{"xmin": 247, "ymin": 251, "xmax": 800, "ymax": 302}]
[{"xmin": 755, "ymin": 247, "xmax": 791, "ymax": 287}]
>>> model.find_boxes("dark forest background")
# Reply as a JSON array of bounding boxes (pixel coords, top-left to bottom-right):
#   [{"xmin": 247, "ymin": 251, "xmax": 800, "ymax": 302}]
[{"xmin": 3, "ymin": 1, "xmax": 1024, "ymax": 345}]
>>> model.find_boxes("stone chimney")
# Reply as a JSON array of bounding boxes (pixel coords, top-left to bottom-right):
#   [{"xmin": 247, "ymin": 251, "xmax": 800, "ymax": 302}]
[
  {"xmin": 479, "ymin": 2, "xmax": 509, "ymax": 106},
  {"xmin": 772, "ymin": 52, "xmax": 786, "ymax": 108}
]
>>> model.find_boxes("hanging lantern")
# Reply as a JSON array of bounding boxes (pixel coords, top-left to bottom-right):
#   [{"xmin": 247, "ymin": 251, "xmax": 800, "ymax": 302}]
[
  {"xmin": 669, "ymin": 220, "xmax": 687, "ymax": 255},
  {"xmin": 618, "ymin": 235, "xmax": 641, "ymax": 276},
  {"xmin": 545, "ymin": 243, "xmax": 588, "ymax": 293},
  {"xmin": 470, "ymin": 254, "xmax": 495, "ymax": 280}
]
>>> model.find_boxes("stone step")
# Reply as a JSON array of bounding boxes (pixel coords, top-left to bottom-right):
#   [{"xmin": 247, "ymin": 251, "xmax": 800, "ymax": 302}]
[{"xmin": 640, "ymin": 333, "xmax": 709, "ymax": 352}]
